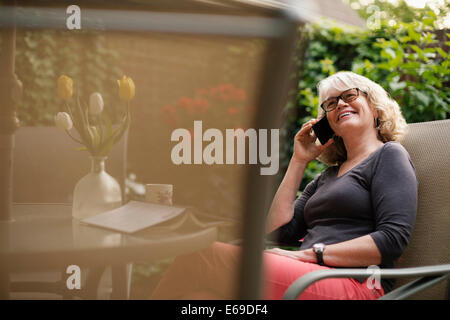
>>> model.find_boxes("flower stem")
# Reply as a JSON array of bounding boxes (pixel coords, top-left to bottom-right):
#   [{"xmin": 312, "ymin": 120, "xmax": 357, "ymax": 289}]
[
  {"xmin": 65, "ymin": 130, "xmax": 83, "ymax": 144},
  {"xmin": 98, "ymin": 114, "xmax": 104, "ymax": 145}
]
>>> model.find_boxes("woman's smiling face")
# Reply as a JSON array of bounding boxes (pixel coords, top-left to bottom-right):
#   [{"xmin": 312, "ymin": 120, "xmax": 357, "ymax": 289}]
[{"xmin": 323, "ymin": 87, "xmax": 376, "ymax": 137}]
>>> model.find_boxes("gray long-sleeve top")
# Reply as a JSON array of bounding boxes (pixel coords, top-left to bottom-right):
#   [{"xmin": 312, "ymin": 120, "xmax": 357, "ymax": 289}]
[{"xmin": 276, "ymin": 141, "xmax": 418, "ymax": 293}]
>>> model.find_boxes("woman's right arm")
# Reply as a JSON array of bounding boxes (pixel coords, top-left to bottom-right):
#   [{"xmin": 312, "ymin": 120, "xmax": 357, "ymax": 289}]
[
  {"xmin": 266, "ymin": 118, "xmax": 334, "ymax": 234},
  {"xmin": 265, "ymin": 158, "xmax": 308, "ymax": 233}
]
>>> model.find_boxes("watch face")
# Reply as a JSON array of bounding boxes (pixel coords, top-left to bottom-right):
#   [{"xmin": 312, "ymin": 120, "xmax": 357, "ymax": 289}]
[{"xmin": 313, "ymin": 243, "xmax": 325, "ymax": 252}]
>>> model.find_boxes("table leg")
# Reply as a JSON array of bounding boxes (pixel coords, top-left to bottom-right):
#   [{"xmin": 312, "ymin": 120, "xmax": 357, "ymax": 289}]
[
  {"xmin": 84, "ymin": 266, "xmax": 106, "ymax": 300},
  {"xmin": 111, "ymin": 264, "xmax": 132, "ymax": 300},
  {"xmin": 0, "ymin": 268, "xmax": 10, "ymax": 300}
]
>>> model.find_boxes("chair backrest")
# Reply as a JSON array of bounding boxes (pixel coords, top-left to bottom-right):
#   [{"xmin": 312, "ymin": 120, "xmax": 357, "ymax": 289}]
[
  {"xmin": 13, "ymin": 126, "xmax": 127, "ymax": 204},
  {"xmin": 398, "ymin": 119, "xmax": 450, "ymax": 299}
]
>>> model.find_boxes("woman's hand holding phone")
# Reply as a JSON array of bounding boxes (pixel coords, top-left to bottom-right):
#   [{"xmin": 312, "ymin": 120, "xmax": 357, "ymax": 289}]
[
  {"xmin": 266, "ymin": 117, "xmax": 333, "ymax": 234},
  {"xmin": 292, "ymin": 118, "xmax": 334, "ymax": 164}
]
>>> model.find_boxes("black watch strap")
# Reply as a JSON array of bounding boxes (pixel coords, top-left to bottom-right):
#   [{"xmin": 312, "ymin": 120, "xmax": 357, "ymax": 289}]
[
  {"xmin": 316, "ymin": 250, "xmax": 324, "ymax": 266},
  {"xmin": 313, "ymin": 243, "xmax": 326, "ymax": 266}
]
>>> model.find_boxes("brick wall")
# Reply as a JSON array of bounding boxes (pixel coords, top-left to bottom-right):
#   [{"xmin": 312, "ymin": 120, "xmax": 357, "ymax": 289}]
[{"xmin": 106, "ymin": 30, "xmax": 270, "ymax": 220}]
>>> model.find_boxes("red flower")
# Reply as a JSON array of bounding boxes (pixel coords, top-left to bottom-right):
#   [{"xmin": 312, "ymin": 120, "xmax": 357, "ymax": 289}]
[
  {"xmin": 209, "ymin": 87, "xmax": 219, "ymax": 98},
  {"xmin": 162, "ymin": 84, "xmax": 248, "ymax": 130},
  {"xmin": 177, "ymin": 96, "xmax": 196, "ymax": 115},
  {"xmin": 232, "ymin": 88, "xmax": 246, "ymax": 101},
  {"xmin": 162, "ymin": 104, "xmax": 176, "ymax": 114},
  {"xmin": 196, "ymin": 88, "xmax": 209, "ymax": 96},
  {"xmin": 218, "ymin": 83, "xmax": 235, "ymax": 101},
  {"xmin": 220, "ymin": 92, "xmax": 231, "ymax": 101},
  {"xmin": 178, "ymin": 96, "xmax": 192, "ymax": 108},
  {"xmin": 193, "ymin": 98, "xmax": 210, "ymax": 113}
]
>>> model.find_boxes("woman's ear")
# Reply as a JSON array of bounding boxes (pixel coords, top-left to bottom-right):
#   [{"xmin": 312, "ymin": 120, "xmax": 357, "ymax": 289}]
[{"xmin": 372, "ymin": 108, "xmax": 379, "ymax": 119}]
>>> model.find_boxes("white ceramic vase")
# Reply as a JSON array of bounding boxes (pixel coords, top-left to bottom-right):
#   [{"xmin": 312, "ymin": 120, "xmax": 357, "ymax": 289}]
[{"xmin": 72, "ymin": 156, "xmax": 122, "ymax": 220}]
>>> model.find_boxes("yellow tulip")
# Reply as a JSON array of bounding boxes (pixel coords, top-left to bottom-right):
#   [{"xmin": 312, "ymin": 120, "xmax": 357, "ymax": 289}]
[
  {"xmin": 57, "ymin": 75, "xmax": 73, "ymax": 100},
  {"xmin": 117, "ymin": 75, "xmax": 135, "ymax": 101}
]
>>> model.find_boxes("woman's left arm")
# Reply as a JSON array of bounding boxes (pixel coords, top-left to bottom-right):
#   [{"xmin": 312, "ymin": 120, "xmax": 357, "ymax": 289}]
[{"xmin": 267, "ymin": 235, "xmax": 381, "ymax": 266}]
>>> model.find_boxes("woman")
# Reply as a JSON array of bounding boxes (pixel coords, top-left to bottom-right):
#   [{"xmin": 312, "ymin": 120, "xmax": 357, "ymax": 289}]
[{"xmin": 150, "ymin": 71, "xmax": 418, "ymax": 300}]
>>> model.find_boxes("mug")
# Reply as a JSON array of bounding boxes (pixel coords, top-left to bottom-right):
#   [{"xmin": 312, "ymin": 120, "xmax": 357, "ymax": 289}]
[{"xmin": 145, "ymin": 184, "xmax": 173, "ymax": 206}]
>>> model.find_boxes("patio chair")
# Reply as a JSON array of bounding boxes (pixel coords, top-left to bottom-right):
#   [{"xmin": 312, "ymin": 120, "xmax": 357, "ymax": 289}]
[
  {"xmin": 10, "ymin": 126, "xmax": 128, "ymax": 299},
  {"xmin": 283, "ymin": 119, "xmax": 450, "ymax": 300}
]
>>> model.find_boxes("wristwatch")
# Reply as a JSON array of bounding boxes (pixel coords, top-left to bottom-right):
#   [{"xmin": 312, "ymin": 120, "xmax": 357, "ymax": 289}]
[{"xmin": 312, "ymin": 243, "xmax": 326, "ymax": 266}]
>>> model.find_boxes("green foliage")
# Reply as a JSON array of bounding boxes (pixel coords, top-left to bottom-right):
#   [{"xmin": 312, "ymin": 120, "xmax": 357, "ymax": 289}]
[
  {"xmin": 345, "ymin": 0, "xmax": 449, "ymax": 26},
  {"xmin": 283, "ymin": 12, "xmax": 449, "ymax": 190},
  {"xmin": 14, "ymin": 29, "xmax": 122, "ymax": 126}
]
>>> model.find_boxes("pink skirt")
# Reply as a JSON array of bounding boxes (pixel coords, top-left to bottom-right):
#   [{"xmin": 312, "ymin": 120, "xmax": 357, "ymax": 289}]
[{"xmin": 150, "ymin": 241, "xmax": 384, "ymax": 300}]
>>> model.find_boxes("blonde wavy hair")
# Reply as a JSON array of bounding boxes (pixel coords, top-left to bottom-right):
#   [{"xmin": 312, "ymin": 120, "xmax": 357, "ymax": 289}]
[{"xmin": 316, "ymin": 71, "xmax": 407, "ymax": 166}]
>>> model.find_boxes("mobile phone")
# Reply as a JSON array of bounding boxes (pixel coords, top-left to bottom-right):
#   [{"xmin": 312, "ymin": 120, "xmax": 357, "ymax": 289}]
[{"xmin": 312, "ymin": 115, "xmax": 334, "ymax": 145}]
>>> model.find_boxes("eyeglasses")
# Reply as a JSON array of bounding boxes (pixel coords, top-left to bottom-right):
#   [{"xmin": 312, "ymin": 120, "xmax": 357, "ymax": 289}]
[{"xmin": 320, "ymin": 88, "xmax": 368, "ymax": 113}]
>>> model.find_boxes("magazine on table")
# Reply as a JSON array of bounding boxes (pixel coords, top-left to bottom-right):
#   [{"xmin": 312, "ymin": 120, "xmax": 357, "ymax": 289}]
[{"xmin": 81, "ymin": 200, "xmax": 227, "ymax": 233}]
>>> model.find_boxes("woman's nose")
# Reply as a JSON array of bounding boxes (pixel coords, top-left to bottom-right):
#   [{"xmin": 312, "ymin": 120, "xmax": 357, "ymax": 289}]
[
  {"xmin": 336, "ymin": 99, "xmax": 347, "ymax": 110},
  {"xmin": 336, "ymin": 98, "xmax": 348, "ymax": 109}
]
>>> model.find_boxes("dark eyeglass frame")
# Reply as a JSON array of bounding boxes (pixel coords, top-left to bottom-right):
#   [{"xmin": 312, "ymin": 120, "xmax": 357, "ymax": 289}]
[{"xmin": 320, "ymin": 88, "xmax": 368, "ymax": 113}]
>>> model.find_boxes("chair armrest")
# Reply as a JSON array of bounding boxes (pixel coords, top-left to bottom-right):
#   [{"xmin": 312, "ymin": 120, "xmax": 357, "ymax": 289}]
[{"xmin": 282, "ymin": 264, "xmax": 450, "ymax": 300}]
